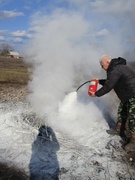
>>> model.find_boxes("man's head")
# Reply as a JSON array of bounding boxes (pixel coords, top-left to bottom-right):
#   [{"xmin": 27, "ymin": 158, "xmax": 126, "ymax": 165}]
[{"xmin": 100, "ymin": 55, "xmax": 111, "ymax": 71}]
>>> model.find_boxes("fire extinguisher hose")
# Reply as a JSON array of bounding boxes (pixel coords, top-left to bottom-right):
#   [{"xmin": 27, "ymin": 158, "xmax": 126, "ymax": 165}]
[{"xmin": 76, "ymin": 80, "xmax": 90, "ymax": 92}]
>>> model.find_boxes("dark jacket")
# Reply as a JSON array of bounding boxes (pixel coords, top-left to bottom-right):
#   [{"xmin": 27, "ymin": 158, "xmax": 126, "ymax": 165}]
[{"xmin": 95, "ymin": 57, "xmax": 135, "ymax": 103}]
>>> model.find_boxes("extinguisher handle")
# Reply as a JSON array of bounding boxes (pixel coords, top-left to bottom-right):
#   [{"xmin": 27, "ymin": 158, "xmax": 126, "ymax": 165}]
[{"xmin": 90, "ymin": 78, "xmax": 99, "ymax": 82}]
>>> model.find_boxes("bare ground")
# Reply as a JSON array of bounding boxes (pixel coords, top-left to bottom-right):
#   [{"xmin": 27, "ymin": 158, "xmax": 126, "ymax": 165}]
[{"xmin": 0, "ymin": 83, "xmax": 29, "ymax": 103}]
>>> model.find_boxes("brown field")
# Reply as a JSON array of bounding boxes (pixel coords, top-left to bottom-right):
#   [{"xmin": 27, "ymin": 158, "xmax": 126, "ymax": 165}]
[
  {"xmin": 0, "ymin": 56, "xmax": 31, "ymax": 102},
  {"xmin": 0, "ymin": 56, "xmax": 30, "ymax": 85}
]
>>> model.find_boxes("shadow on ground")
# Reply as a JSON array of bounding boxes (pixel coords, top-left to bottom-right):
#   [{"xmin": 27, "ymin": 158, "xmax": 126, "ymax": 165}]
[
  {"xmin": 0, "ymin": 162, "xmax": 28, "ymax": 180},
  {"xmin": 29, "ymin": 125, "xmax": 60, "ymax": 180}
]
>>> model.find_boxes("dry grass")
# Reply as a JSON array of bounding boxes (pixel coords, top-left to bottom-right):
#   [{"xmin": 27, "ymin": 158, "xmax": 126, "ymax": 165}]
[{"xmin": 0, "ymin": 56, "xmax": 31, "ymax": 84}]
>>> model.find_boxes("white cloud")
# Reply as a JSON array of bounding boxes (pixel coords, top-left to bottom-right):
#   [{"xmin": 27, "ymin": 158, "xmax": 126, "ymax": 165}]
[
  {"xmin": 24, "ymin": 6, "xmax": 31, "ymax": 10},
  {"xmin": 0, "ymin": 30, "xmax": 8, "ymax": 35},
  {"xmin": 28, "ymin": 26, "xmax": 41, "ymax": 33},
  {"xmin": 90, "ymin": 0, "xmax": 105, "ymax": 9},
  {"xmin": 0, "ymin": 35, "xmax": 5, "ymax": 41},
  {"xmin": 11, "ymin": 30, "xmax": 27, "ymax": 36},
  {"xmin": 96, "ymin": 28, "xmax": 110, "ymax": 37},
  {"xmin": 13, "ymin": 37, "xmax": 23, "ymax": 43},
  {"xmin": 0, "ymin": 10, "xmax": 24, "ymax": 19},
  {"xmin": 90, "ymin": 0, "xmax": 135, "ymax": 17},
  {"xmin": 11, "ymin": 30, "xmax": 32, "ymax": 38}
]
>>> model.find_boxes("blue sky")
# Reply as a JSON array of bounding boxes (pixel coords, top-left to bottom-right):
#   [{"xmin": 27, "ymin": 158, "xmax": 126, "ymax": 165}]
[
  {"xmin": 0, "ymin": 0, "xmax": 135, "ymax": 54},
  {"xmin": 0, "ymin": 0, "xmax": 61, "ymax": 50}
]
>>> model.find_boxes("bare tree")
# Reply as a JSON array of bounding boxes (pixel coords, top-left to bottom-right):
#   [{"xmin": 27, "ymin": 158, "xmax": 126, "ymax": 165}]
[{"xmin": 0, "ymin": 44, "xmax": 14, "ymax": 56}]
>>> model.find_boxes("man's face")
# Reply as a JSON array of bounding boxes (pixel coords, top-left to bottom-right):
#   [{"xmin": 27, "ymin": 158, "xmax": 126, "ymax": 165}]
[{"xmin": 100, "ymin": 59, "xmax": 110, "ymax": 71}]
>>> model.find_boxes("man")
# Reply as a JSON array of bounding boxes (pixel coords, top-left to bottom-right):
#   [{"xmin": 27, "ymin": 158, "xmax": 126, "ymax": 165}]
[{"xmin": 90, "ymin": 55, "xmax": 135, "ymax": 152}]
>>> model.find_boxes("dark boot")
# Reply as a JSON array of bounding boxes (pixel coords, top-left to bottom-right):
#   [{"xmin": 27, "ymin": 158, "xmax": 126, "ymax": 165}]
[
  {"xmin": 106, "ymin": 122, "xmax": 121, "ymax": 136},
  {"xmin": 124, "ymin": 134, "xmax": 135, "ymax": 152},
  {"xmin": 106, "ymin": 129, "xmax": 119, "ymax": 135}
]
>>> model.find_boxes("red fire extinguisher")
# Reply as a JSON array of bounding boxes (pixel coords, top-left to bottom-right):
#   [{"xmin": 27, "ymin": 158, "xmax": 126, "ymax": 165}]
[
  {"xmin": 76, "ymin": 79, "xmax": 98, "ymax": 96},
  {"xmin": 88, "ymin": 79, "xmax": 98, "ymax": 96}
]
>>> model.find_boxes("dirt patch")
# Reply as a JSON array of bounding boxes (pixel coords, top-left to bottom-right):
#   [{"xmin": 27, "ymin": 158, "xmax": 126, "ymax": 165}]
[
  {"xmin": 0, "ymin": 83, "xmax": 29, "ymax": 103},
  {"xmin": 0, "ymin": 56, "xmax": 31, "ymax": 103}
]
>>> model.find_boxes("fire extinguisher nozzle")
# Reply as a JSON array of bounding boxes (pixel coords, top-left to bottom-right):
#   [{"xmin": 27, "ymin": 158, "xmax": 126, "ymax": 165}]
[{"xmin": 76, "ymin": 81, "xmax": 90, "ymax": 92}]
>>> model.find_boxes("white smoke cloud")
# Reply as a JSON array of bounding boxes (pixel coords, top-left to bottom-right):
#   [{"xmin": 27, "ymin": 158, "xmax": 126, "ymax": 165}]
[
  {"xmin": 26, "ymin": 10, "xmax": 102, "ymax": 116},
  {"xmin": 96, "ymin": 28, "xmax": 110, "ymax": 37},
  {"xmin": 25, "ymin": 1, "xmax": 133, "ymax": 135}
]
